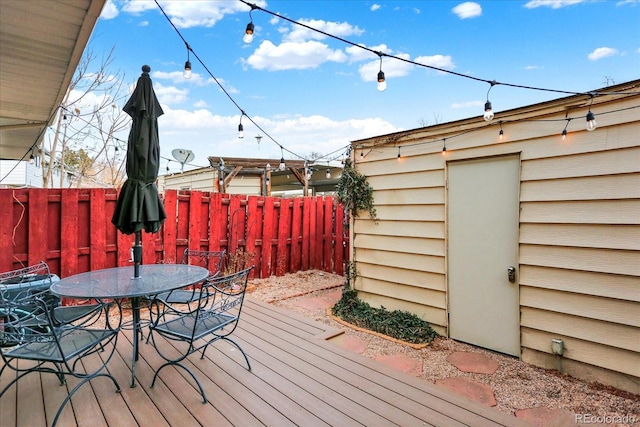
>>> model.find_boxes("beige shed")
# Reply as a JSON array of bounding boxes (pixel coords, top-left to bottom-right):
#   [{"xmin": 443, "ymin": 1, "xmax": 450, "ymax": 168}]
[{"xmin": 349, "ymin": 80, "xmax": 640, "ymax": 394}]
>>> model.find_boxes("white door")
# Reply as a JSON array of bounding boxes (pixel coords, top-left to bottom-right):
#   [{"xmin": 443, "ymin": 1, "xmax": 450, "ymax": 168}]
[{"xmin": 447, "ymin": 155, "xmax": 521, "ymax": 356}]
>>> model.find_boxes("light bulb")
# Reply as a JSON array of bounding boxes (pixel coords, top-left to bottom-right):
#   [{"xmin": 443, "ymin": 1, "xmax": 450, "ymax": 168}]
[
  {"xmin": 562, "ymin": 129, "xmax": 567, "ymax": 140},
  {"xmin": 499, "ymin": 129, "xmax": 504, "ymax": 140},
  {"xmin": 377, "ymin": 70, "xmax": 386, "ymax": 92},
  {"xmin": 279, "ymin": 158, "xmax": 286, "ymax": 170},
  {"xmin": 442, "ymin": 146, "xmax": 446, "ymax": 156},
  {"xmin": 238, "ymin": 123, "xmax": 244, "ymax": 138},
  {"xmin": 183, "ymin": 61, "xmax": 192, "ymax": 79},
  {"xmin": 326, "ymin": 169, "xmax": 331, "ymax": 179},
  {"xmin": 483, "ymin": 101, "xmax": 494, "ymax": 122},
  {"xmin": 586, "ymin": 111, "xmax": 597, "ymax": 131},
  {"xmin": 244, "ymin": 22, "xmax": 254, "ymax": 43}
]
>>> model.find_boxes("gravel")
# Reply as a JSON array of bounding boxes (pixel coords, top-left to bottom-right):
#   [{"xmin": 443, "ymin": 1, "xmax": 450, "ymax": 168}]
[{"xmin": 248, "ymin": 270, "xmax": 640, "ymax": 426}]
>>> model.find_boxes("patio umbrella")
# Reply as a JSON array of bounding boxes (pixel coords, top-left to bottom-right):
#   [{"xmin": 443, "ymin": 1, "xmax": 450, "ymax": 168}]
[{"xmin": 112, "ymin": 65, "xmax": 166, "ymax": 277}]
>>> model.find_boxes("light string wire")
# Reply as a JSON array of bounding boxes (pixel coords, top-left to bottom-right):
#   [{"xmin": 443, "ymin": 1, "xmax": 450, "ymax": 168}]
[
  {"xmin": 157, "ymin": 0, "xmax": 640, "ymax": 167},
  {"xmin": 357, "ymin": 103, "xmax": 640, "ymax": 157},
  {"xmin": 7, "ymin": 1, "xmax": 636, "ymax": 185},
  {"xmin": 154, "ymin": 0, "xmax": 333, "ymax": 164},
  {"xmin": 238, "ymin": 0, "xmax": 639, "ymax": 98}
]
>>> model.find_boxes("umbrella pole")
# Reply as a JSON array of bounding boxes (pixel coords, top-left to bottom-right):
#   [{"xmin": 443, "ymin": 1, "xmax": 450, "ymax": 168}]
[{"xmin": 133, "ymin": 231, "xmax": 142, "ymax": 278}]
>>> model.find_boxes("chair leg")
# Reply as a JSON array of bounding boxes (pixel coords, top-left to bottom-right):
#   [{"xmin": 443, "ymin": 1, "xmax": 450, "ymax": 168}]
[
  {"xmin": 151, "ymin": 361, "xmax": 208, "ymax": 404},
  {"xmin": 201, "ymin": 337, "xmax": 251, "ymax": 371},
  {"xmin": 51, "ymin": 373, "xmax": 121, "ymax": 427},
  {"xmin": 0, "ymin": 363, "xmax": 66, "ymax": 399}
]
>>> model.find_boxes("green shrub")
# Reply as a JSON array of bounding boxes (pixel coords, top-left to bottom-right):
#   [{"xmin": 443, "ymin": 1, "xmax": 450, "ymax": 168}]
[{"xmin": 332, "ymin": 287, "xmax": 437, "ymax": 344}]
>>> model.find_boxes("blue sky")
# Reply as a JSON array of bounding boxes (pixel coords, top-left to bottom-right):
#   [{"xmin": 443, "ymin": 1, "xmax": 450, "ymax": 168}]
[{"xmin": 85, "ymin": 0, "xmax": 639, "ymax": 172}]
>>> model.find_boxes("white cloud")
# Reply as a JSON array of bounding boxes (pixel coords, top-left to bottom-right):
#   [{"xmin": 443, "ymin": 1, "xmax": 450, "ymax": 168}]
[
  {"xmin": 122, "ymin": 0, "xmax": 266, "ymax": 28},
  {"xmin": 371, "ymin": 4, "xmax": 381, "ymax": 11},
  {"xmin": 245, "ymin": 40, "xmax": 347, "ymax": 71},
  {"xmin": 524, "ymin": 65, "xmax": 542, "ymax": 70},
  {"xmin": 139, "ymin": 20, "xmax": 149, "ymax": 27},
  {"xmin": 524, "ymin": 0, "xmax": 585, "ymax": 9},
  {"xmin": 452, "ymin": 2, "xmax": 482, "ymax": 19},
  {"xmin": 588, "ymin": 47, "xmax": 619, "ymax": 60},
  {"xmin": 157, "ymin": 106, "xmax": 401, "ymax": 165},
  {"xmin": 414, "ymin": 54, "xmax": 456, "ymax": 70},
  {"xmin": 154, "ymin": 83, "xmax": 189, "ymax": 105},
  {"xmin": 358, "ymin": 53, "xmax": 413, "ymax": 82},
  {"xmin": 152, "ymin": 70, "xmax": 227, "ymax": 89},
  {"xmin": 121, "ymin": 1, "xmax": 158, "ymax": 15},
  {"xmin": 283, "ymin": 19, "xmax": 364, "ymax": 43},
  {"xmin": 100, "ymin": 0, "xmax": 118, "ymax": 19}
]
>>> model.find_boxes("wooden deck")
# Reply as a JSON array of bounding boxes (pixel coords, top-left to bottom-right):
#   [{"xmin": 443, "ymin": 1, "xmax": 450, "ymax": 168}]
[{"xmin": 1, "ymin": 297, "xmax": 528, "ymax": 426}]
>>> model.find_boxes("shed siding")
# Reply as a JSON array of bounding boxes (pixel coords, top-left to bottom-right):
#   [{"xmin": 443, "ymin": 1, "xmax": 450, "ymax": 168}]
[{"xmin": 350, "ymin": 84, "xmax": 640, "ymax": 393}]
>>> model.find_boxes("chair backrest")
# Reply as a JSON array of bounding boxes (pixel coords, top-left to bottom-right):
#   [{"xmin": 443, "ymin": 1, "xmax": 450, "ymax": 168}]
[
  {"xmin": 192, "ymin": 266, "xmax": 253, "ymax": 338},
  {"xmin": 0, "ymin": 271, "xmax": 53, "ymax": 347},
  {"xmin": 181, "ymin": 249, "xmax": 226, "ymax": 279},
  {"xmin": 0, "ymin": 262, "xmax": 59, "ymax": 317}
]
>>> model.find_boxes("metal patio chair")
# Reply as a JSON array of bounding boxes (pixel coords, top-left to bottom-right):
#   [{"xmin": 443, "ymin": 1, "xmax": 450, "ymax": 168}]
[
  {"xmin": 0, "ymin": 281, "xmax": 122, "ymax": 426},
  {"xmin": 148, "ymin": 266, "xmax": 253, "ymax": 403},
  {"xmin": 153, "ymin": 249, "xmax": 226, "ymax": 308},
  {"xmin": 0, "ymin": 262, "xmax": 102, "ymax": 347}
]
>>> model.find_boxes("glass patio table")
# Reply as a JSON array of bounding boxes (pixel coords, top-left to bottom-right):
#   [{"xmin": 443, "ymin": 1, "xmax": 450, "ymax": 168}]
[{"xmin": 50, "ymin": 264, "xmax": 209, "ymax": 387}]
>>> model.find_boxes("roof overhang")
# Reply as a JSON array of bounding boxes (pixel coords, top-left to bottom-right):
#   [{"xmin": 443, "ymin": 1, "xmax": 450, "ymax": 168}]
[{"xmin": 0, "ymin": 0, "xmax": 106, "ymax": 160}]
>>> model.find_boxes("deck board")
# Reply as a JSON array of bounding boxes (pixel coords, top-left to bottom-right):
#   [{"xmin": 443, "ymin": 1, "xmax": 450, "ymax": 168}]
[{"xmin": 1, "ymin": 297, "xmax": 528, "ymax": 426}]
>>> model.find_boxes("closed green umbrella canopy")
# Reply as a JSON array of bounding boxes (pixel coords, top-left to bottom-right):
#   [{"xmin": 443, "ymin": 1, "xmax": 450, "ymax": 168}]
[{"xmin": 112, "ymin": 65, "xmax": 166, "ymax": 235}]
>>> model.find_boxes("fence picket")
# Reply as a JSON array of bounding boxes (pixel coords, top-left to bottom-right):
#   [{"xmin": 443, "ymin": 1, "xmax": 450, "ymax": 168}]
[
  {"xmin": 162, "ymin": 190, "xmax": 178, "ymax": 263},
  {"xmin": 276, "ymin": 198, "xmax": 291, "ymax": 276}
]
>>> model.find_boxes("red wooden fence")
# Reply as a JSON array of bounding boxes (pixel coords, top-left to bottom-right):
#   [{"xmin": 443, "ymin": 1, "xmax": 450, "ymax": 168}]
[{"xmin": 0, "ymin": 188, "xmax": 349, "ymax": 279}]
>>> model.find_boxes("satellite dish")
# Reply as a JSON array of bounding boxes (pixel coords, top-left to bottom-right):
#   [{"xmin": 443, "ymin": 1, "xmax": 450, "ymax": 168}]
[{"xmin": 171, "ymin": 148, "xmax": 195, "ymax": 172}]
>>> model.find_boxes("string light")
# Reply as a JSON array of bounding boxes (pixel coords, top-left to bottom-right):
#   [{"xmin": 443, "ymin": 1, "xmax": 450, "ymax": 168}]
[
  {"xmin": 498, "ymin": 121, "xmax": 504, "ymax": 140},
  {"xmin": 183, "ymin": 44, "xmax": 192, "ymax": 79},
  {"xmin": 243, "ymin": 4, "xmax": 257, "ymax": 43},
  {"xmin": 279, "ymin": 147, "xmax": 286, "ymax": 170},
  {"xmin": 397, "ymin": 146, "xmax": 401, "ymax": 159},
  {"xmin": 29, "ymin": 148, "xmax": 35, "ymax": 164},
  {"xmin": 484, "ymin": 81, "xmax": 496, "ymax": 122},
  {"xmin": 238, "ymin": 113, "xmax": 244, "ymax": 138},
  {"xmin": 561, "ymin": 118, "xmax": 571, "ymax": 140},
  {"xmin": 586, "ymin": 94, "xmax": 597, "ymax": 131},
  {"xmin": 377, "ymin": 54, "xmax": 387, "ymax": 92},
  {"xmin": 586, "ymin": 111, "xmax": 597, "ymax": 131},
  {"xmin": 326, "ymin": 168, "xmax": 331, "ymax": 179},
  {"xmin": 442, "ymin": 139, "xmax": 447, "ymax": 156}
]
